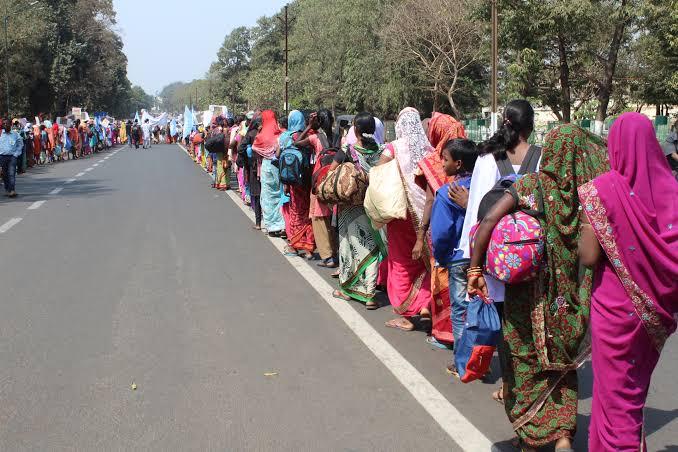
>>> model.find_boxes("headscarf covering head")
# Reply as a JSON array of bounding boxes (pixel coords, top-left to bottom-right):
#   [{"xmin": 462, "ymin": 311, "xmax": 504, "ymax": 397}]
[
  {"xmin": 287, "ymin": 110, "xmax": 305, "ymax": 134},
  {"xmin": 427, "ymin": 112, "xmax": 466, "ymax": 156},
  {"xmin": 394, "ymin": 107, "xmax": 431, "ymax": 166},
  {"xmin": 252, "ymin": 110, "xmax": 280, "ymax": 159}
]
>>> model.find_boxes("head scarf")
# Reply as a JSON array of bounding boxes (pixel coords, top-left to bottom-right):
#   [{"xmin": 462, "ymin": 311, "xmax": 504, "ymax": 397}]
[
  {"xmin": 427, "ymin": 112, "xmax": 466, "ymax": 156},
  {"xmin": 389, "ymin": 107, "xmax": 433, "ymax": 223},
  {"xmin": 416, "ymin": 112, "xmax": 468, "ymax": 192},
  {"xmin": 280, "ymin": 110, "xmax": 305, "ymax": 148},
  {"xmin": 252, "ymin": 110, "xmax": 280, "ymax": 159},
  {"xmin": 512, "ymin": 124, "xmax": 609, "ymax": 370},
  {"xmin": 579, "ymin": 112, "xmax": 678, "ymax": 351},
  {"xmin": 287, "ymin": 110, "xmax": 305, "ymax": 134},
  {"xmin": 374, "ymin": 118, "xmax": 385, "ymax": 145},
  {"xmin": 394, "ymin": 107, "xmax": 431, "ymax": 165}
]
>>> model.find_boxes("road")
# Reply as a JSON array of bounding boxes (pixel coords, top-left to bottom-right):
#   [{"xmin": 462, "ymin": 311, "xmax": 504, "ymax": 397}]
[{"xmin": 0, "ymin": 143, "xmax": 675, "ymax": 451}]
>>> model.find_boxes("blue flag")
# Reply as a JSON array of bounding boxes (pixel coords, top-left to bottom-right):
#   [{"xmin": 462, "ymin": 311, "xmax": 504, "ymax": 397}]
[
  {"xmin": 182, "ymin": 106, "xmax": 193, "ymax": 139},
  {"xmin": 170, "ymin": 119, "xmax": 177, "ymax": 137}
]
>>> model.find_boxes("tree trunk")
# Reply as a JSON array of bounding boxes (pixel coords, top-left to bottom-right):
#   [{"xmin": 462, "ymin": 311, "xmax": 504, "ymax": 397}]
[
  {"xmin": 596, "ymin": 0, "xmax": 629, "ymax": 122},
  {"xmin": 432, "ymin": 79, "xmax": 439, "ymax": 113},
  {"xmin": 557, "ymin": 34, "xmax": 572, "ymax": 123},
  {"xmin": 447, "ymin": 85, "xmax": 461, "ymax": 119}
]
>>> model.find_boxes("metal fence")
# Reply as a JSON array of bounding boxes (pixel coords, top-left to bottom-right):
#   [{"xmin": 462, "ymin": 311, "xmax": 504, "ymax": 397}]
[{"xmin": 462, "ymin": 116, "xmax": 672, "ymax": 145}]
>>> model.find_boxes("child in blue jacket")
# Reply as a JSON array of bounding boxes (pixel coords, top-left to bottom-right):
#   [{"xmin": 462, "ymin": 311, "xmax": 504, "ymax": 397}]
[{"xmin": 430, "ymin": 139, "xmax": 479, "ymax": 376}]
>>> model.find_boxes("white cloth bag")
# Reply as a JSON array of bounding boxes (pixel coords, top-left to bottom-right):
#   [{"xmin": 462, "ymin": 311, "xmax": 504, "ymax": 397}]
[{"xmin": 364, "ymin": 158, "xmax": 408, "ymax": 227}]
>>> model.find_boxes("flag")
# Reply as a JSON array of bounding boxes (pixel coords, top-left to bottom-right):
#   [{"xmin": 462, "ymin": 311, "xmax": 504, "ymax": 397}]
[{"xmin": 182, "ymin": 106, "xmax": 193, "ymax": 139}]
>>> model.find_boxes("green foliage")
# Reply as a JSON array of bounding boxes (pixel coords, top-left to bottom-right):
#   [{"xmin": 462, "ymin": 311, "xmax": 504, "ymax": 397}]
[
  {"xmin": 157, "ymin": 0, "xmax": 676, "ymax": 120},
  {"xmin": 0, "ymin": 0, "xmax": 148, "ymax": 117}
]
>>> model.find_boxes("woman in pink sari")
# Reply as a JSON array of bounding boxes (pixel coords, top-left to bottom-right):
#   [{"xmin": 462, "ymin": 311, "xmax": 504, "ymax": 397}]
[
  {"xmin": 578, "ymin": 112, "xmax": 678, "ymax": 451},
  {"xmin": 381, "ymin": 107, "xmax": 433, "ymax": 331}
]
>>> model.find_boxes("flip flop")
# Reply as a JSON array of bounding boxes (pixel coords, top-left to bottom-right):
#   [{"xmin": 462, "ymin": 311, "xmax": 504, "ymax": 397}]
[
  {"xmin": 331, "ymin": 271, "xmax": 340, "ymax": 279},
  {"xmin": 426, "ymin": 336, "xmax": 453, "ymax": 350},
  {"xmin": 385, "ymin": 318, "xmax": 415, "ymax": 331},
  {"xmin": 332, "ymin": 290, "xmax": 351, "ymax": 301},
  {"xmin": 366, "ymin": 301, "xmax": 378, "ymax": 310}
]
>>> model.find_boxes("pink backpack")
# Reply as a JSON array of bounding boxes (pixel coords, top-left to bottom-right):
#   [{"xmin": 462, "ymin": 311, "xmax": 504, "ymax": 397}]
[{"xmin": 470, "ymin": 211, "xmax": 544, "ymax": 285}]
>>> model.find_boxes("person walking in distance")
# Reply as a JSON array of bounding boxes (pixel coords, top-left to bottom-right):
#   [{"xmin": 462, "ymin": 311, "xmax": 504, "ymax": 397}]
[
  {"xmin": 0, "ymin": 118, "xmax": 24, "ymax": 198},
  {"xmin": 142, "ymin": 119, "xmax": 152, "ymax": 149}
]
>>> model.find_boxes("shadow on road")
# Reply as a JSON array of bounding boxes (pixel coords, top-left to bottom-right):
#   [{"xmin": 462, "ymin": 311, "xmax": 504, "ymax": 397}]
[{"xmin": 0, "ymin": 178, "xmax": 113, "ymax": 205}]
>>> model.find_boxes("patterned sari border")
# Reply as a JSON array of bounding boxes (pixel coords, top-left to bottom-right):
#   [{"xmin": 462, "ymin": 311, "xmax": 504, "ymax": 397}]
[{"xmin": 579, "ymin": 182, "xmax": 668, "ymax": 352}]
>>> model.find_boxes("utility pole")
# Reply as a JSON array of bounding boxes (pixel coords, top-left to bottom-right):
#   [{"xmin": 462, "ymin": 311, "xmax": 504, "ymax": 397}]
[
  {"xmin": 284, "ymin": 4, "xmax": 289, "ymax": 117},
  {"xmin": 4, "ymin": 13, "xmax": 9, "ymax": 116},
  {"xmin": 490, "ymin": 0, "xmax": 498, "ymax": 134}
]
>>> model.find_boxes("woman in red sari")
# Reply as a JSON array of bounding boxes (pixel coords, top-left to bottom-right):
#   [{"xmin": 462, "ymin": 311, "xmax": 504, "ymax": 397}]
[
  {"xmin": 381, "ymin": 107, "xmax": 433, "ymax": 331},
  {"xmin": 279, "ymin": 110, "xmax": 315, "ymax": 256},
  {"xmin": 414, "ymin": 112, "xmax": 466, "ymax": 345}
]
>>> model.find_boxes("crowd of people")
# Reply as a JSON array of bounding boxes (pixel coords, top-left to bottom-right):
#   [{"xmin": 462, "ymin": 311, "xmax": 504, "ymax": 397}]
[
  {"xmin": 0, "ymin": 114, "xmax": 186, "ymax": 197},
  {"xmin": 181, "ymin": 103, "xmax": 676, "ymax": 452},
  {"xmin": 0, "ymin": 116, "xmax": 124, "ymax": 198}
]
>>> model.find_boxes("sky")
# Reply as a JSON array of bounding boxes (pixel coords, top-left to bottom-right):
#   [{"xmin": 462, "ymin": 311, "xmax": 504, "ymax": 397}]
[{"xmin": 112, "ymin": 0, "xmax": 289, "ymax": 95}]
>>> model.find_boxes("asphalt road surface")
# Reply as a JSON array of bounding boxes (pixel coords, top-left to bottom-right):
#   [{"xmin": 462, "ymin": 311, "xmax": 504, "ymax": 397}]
[{"xmin": 0, "ymin": 143, "xmax": 675, "ymax": 451}]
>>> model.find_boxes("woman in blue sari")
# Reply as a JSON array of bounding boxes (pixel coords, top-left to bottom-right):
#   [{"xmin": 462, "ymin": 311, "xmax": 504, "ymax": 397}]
[{"xmin": 252, "ymin": 110, "xmax": 286, "ymax": 236}]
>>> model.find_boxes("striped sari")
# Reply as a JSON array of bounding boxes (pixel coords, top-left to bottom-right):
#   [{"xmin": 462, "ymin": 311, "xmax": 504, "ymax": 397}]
[{"xmin": 338, "ymin": 144, "xmax": 386, "ymax": 303}]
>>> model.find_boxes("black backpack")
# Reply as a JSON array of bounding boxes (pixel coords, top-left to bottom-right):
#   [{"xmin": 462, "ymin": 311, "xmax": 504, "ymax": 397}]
[
  {"xmin": 205, "ymin": 133, "xmax": 226, "ymax": 153},
  {"xmin": 477, "ymin": 145, "xmax": 541, "ymax": 222}
]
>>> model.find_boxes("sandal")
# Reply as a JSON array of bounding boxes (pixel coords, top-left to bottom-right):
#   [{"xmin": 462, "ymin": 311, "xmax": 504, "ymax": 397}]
[
  {"xmin": 331, "ymin": 270, "xmax": 340, "ymax": 279},
  {"xmin": 385, "ymin": 318, "xmax": 415, "ymax": 331},
  {"xmin": 445, "ymin": 362, "xmax": 460, "ymax": 378},
  {"xmin": 283, "ymin": 246, "xmax": 298, "ymax": 257},
  {"xmin": 366, "ymin": 300, "xmax": 378, "ymax": 310},
  {"xmin": 426, "ymin": 336, "xmax": 452, "ymax": 350},
  {"xmin": 317, "ymin": 258, "xmax": 338, "ymax": 268},
  {"xmin": 252, "ymin": 225, "xmax": 262, "ymax": 231},
  {"xmin": 492, "ymin": 387, "xmax": 504, "ymax": 405},
  {"xmin": 332, "ymin": 290, "xmax": 352, "ymax": 301}
]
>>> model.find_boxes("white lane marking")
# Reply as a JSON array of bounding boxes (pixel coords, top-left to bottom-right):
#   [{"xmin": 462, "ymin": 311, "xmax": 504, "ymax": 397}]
[
  {"xmin": 176, "ymin": 144, "xmax": 493, "ymax": 450},
  {"xmin": 75, "ymin": 172, "xmax": 85, "ymax": 177},
  {"xmin": 49, "ymin": 187, "xmax": 63, "ymax": 195},
  {"xmin": 0, "ymin": 217, "xmax": 22, "ymax": 233},
  {"xmin": 84, "ymin": 167, "xmax": 93, "ymax": 172},
  {"xmin": 93, "ymin": 163, "xmax": 99, "ymax": 167},
  {"xmin": 27, "ymin": 200, "xmax": 45, "ymax": 210},
  {"xmin": 65, "ymin": 178, "xmax": 76, "ymax": 184}
]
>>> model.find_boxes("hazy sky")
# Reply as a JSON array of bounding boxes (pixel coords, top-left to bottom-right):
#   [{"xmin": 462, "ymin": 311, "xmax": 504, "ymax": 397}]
[{"xmin": 113, "ymin": 0, "xmax": 289, "ymax": 95}]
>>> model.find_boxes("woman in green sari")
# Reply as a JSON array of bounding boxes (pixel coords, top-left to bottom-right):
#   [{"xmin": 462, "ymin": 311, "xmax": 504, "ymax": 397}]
[
  {"xmin": 331, "ymin": 112, "xmax": 386, "ymax": 310},
  {"xmin": 468, "ymin": 124, "xmax": 608, "ymax": 451}
]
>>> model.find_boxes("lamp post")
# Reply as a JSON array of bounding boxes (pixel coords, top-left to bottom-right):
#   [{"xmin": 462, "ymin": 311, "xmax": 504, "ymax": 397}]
[{"xmin": 3, "ymin": 0, "xmax": 39, "ymax": 116}]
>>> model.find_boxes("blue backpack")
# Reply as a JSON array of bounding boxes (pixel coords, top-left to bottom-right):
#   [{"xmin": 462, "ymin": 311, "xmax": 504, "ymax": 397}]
[
  {"xmin": 454, "ymin": 295, "xmax": 501, "ymax": 383},
  {"xmin": 278, "ymin": 133, "xmax": 307, "ymax": 186}
]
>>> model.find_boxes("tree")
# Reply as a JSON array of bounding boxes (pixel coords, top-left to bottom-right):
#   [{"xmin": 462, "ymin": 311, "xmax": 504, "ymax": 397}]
[{"xmin": 381, "ymin": 0, "xmax": 486, "ymax": 116}]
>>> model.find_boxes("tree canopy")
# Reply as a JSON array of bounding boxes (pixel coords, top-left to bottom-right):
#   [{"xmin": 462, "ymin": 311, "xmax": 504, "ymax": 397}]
[
  {"xmin": 2, "ymin": 0, "xmax": 152, "ymax": 118},
  {"xmin": 159, "ymin": 0, "xmax": 677, "ymax": 120}
]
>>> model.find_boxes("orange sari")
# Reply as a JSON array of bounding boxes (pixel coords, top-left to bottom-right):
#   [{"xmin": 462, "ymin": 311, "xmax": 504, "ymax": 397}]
[{"xmin": 416, "ymin": 113, "xmax": 466, "ymax": 345}]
